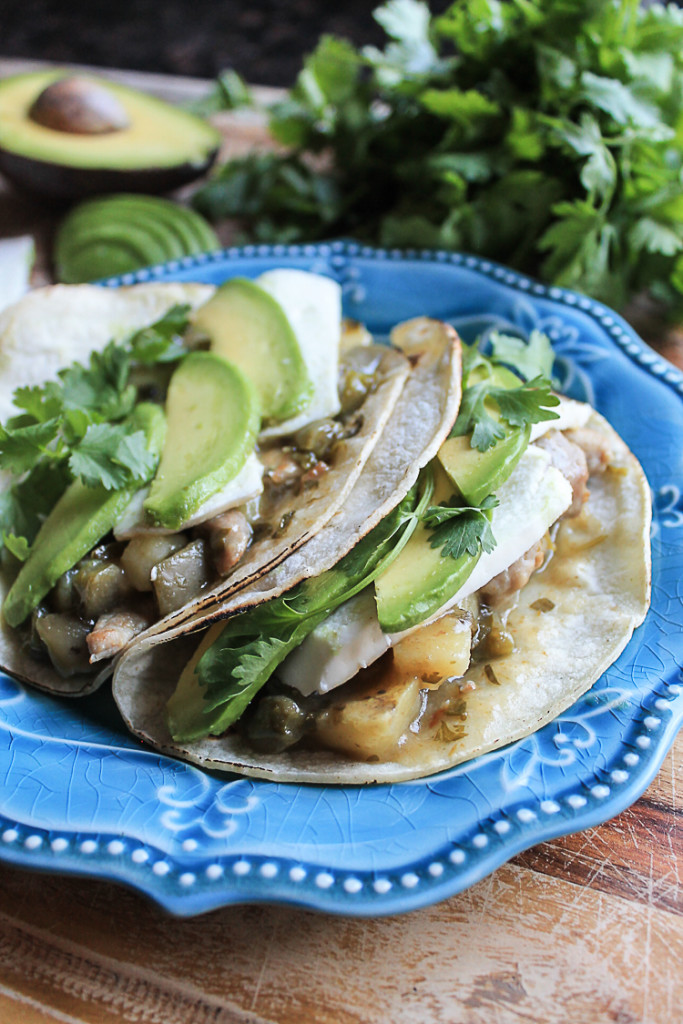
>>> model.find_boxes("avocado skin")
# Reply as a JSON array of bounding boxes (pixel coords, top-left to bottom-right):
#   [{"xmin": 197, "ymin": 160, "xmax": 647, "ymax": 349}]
[{"xmin": 0, "ymin": 148, "xmax": 219, "ymax": 201}]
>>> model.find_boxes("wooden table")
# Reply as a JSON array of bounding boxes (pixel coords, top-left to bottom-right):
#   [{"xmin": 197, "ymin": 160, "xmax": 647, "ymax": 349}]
[{"xmin": 0, "ymin": 59, "xmax": 681, "ymax": 1024}]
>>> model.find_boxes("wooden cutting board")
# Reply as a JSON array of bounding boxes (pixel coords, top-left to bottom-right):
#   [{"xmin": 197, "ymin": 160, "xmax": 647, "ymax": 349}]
[{"xmin": 0, "ymin": 57, "xmax": 680, "ymax": 1024}]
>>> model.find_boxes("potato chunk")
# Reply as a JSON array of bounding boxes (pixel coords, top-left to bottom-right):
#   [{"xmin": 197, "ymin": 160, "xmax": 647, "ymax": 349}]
[
  {"xmin": 392, "ymin": 612, "xmax": 472, "ymax": 686},
  {"xmin": 315, "ymin": 671, "xmax": 422, "ymax": 762}
]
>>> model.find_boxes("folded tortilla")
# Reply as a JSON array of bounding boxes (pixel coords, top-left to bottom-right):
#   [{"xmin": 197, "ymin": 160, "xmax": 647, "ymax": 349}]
[
  {"xmin": 112, "ymin": 411, "xmax": 651, "ymax": 783},
  {"xmin": 0, "ymin": 283, "xmax": 412, "ymax": 696}
]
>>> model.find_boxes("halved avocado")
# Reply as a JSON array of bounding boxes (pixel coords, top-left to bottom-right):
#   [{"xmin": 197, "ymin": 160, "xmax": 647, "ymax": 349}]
[{"xmin": 0, "ymin": 70, "xmax": 221, "ymax": 199}]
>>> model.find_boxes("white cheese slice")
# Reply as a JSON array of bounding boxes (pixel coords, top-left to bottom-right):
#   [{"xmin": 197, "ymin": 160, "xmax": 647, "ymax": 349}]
[
  {"xmin": 257, "ymin": 269, "xmax": 342, "ymax": 439},
  {"xmin": 529, "ymin": 395, "xmax": 592, "ymax": 441},
  {"xmin": 114, "ymin": 451, "xmax": 263, "ymax": 539},
  {"xmin": 0, "ymin": 235, "xmax": 34, "ymax": 314},
  {"xmin": 0, "ymin": 282, "xmax": 214, "ymax": 423},
  {"xmin": 280, "ymin": 589, "xmax": 389, "ymax": 697},
  {"xmin": 281, "ymin": 446, "xmax": 572, "ymax": 696}
]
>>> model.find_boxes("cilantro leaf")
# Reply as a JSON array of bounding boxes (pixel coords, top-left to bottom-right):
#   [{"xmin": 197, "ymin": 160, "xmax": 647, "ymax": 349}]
[
  {"xmin": 59, "ymin": 341, "xmax": 135, "ymax": 420},
  {"xmin": 13, "ymin": 382, "xmax": 63, "ymax": 423},
  {"xmin": 489, "ymin": 329, "xmax": 556, "ymax": 381},
  {"xmin": 423, "ymin": 494, "xmax": 498, "ymax": 561},
  {"xmin": 0, "ymin": 419, "xmax": 62, "ymax": 474},
  {"xmin": 69, "ymin": 424, "xmax": 157, "ymax": 491},
  {"xmin": 451, "ymin": 339, "xmax": 559, "ymax": 452},
  {"xmin": 0, "ymin": 462, "xmax": 70, "ymax": 555},
  {"xmin": 128, "ymin": 304, "xmax": 191, "ymax": 364},
  {"xmin": 490, "ymin": 375, "xmax": 560, "ymax": 427}
]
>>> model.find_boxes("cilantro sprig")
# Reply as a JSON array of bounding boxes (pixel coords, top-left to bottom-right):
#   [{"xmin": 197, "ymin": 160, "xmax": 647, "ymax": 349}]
[
  {"xmin": 0, "ymin": 304, "xmax": 190, "ymax": 556},
  {"xmin": 451, "ymin": 373, "xmax": 560, "ymax": 452},
  {"xmin": 423, "ymin": 493, "xmax": 498, "ymax": 561},
  {"xmin": 451, "ymin": 331, "xmax": 560, "ymax": 452},
  {"xmin": 193, "ymin": 0, "xmax": 683, "ymax": 317}
]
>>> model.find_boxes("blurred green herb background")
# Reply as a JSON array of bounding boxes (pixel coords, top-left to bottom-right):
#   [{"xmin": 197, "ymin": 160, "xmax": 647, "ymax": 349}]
[{"xmin": 192, "ymin": 0, "xmax": 683, "ymax": 317}]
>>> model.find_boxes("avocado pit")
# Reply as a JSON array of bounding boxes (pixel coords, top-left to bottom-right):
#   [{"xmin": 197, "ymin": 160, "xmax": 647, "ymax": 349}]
[{"xmin": 29, "ymin": 77, "xmax": 130, "ymax": 136}]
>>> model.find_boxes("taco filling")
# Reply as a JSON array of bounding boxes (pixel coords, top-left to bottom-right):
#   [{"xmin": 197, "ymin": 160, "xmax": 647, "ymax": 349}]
[
  {"xmin": 112, "ymin": 322, "xmax": 650, "ymax": 783},
  {"xmin": 0, "ymin": 270, "xmax": 412, "ymax": 694}
]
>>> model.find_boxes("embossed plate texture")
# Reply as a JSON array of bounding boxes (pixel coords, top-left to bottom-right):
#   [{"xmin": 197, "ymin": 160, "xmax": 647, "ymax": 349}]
[{"xmin": 0, "ymin": 243, "xmax": 681, "ymax": 917}]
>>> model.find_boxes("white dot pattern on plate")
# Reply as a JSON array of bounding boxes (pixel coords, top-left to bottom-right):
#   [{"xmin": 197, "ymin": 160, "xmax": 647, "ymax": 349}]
[
  {"xmin": 567, "ymin": 795, "xmax": 587, "ymax": 809},
  {"xmin": 11, "ymin": 244, "xmax": 683, "ymax": 916}
]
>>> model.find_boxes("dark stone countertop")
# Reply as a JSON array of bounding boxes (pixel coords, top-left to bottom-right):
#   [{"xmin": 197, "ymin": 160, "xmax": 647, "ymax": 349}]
[{"xmin": 1, "ymin": 0, "xmax": 410, "ymax": 87}]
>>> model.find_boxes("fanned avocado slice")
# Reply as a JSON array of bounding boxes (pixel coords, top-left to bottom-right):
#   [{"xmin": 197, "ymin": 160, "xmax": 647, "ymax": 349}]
[
  {"xmin": 54, "ymin": 194, "xmax": 220, "ymax": 282},
  {"xmin": 0, "ymin": 71, "xmax": 221, "ymax": 199},
  {"xmin": 143, "ymin": 352, "xmax": 260, "ymax": 530}
]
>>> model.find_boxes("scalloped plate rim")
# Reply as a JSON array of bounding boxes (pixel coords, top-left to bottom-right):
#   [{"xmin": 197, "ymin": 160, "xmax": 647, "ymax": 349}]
[{"xmin": 0, "ymin": 240, "xmax": 679, "ymax": 918}]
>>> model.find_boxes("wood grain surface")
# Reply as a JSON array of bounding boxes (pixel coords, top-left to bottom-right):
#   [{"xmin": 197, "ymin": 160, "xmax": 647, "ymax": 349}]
[{"xmin": 0, "ymin": 58, "xmax": 680, "ymax": 1024}]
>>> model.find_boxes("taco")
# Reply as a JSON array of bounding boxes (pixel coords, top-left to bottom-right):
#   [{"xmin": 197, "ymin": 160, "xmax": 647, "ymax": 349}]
[
  {"xmin": 112, "ymin": 321, "xmax": 651, "ymax": 783},
  {"xmin": 0, "ymin": 270, "xmax": 416, "ymax": 696}
]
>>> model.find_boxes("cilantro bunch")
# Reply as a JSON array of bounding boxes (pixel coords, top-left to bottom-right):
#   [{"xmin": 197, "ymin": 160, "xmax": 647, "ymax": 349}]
[
  {"xmin": 194, "ymin": 0, "xmax": 683, "ymax": 316},
  {"xmin": 0, "ymin": 305, "xmax": 190, "ymax": 557}
]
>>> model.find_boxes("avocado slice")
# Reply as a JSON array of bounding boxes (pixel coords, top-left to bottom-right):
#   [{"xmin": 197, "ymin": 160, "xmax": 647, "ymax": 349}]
[
  {"xmin": 437, "ymin": 364, "xmax": 530, "ymax": 506},
  {"xmin": 3, "ymin": 403, "xmax": 166, "ymax": 628},
  {"xmin": 438, "ymin": 424, "xmax": 531, "ymax": 507},
  {"xmin": 374, "ymin": 463, "xmax": 483, "ymax": 634},
  {"xmin": 143, "ymin": 352, "xmax": 260, "ymax": 530},
  {"xmin": 192, "ymin": 277, "xmax": 313, "ymax": 421},
  {"xmin": 0, "ymin": 71, "xmax": 221, "ymax": 200}
]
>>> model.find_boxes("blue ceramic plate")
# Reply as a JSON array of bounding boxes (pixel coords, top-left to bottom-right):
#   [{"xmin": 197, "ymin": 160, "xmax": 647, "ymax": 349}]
[{"xmin": 1, "ymin": 243, "xmax": 681, "ymax": 917}]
